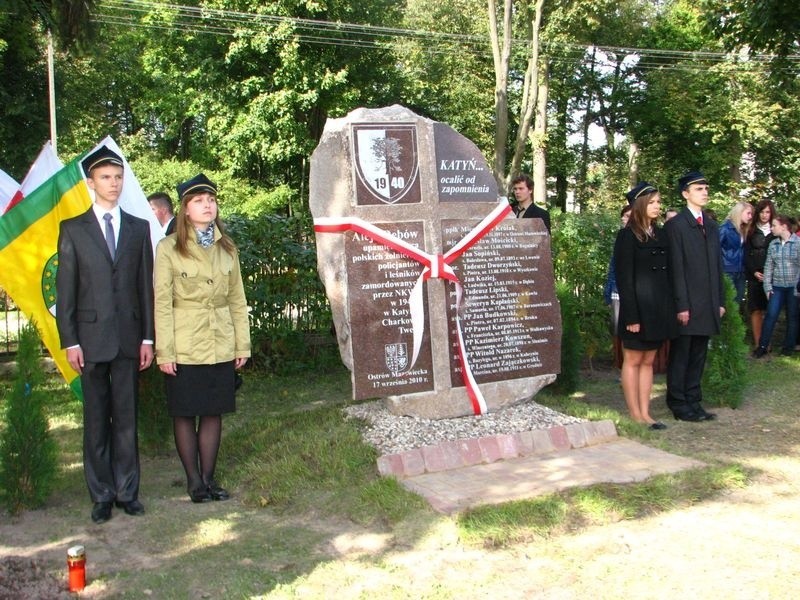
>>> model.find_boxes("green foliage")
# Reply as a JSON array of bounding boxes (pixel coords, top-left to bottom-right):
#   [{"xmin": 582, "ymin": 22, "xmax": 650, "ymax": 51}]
[
  {"xmin": 555, "ymin": 282, "xmax": 582, "ymax": 393},
  {"xmin": 225, "ymin": 212, "xmax": 338, "ymax": 373},
  {"xmin": 137, "ymin": 365, "xmax": 172, "ymax": 455},
  {"xmin": 552, "ymin": 210, "xmax": 619, "ymax": 366},
  {"xmin": 0, "ymin": 322, "xmax": 58, "ymax": 514},
  {"xmin": 702, "ymin": 276, "xmax": 749, "ymax": 408}
]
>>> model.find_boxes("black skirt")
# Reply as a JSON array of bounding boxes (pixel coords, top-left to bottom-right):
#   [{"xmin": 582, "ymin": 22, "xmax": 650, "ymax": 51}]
[
  {"xmin": 621, "ymin": 338, "xmax": 664, "ymax": 351},
  {"xmin": 165, "ymin": 361, "xmax": 236, "ymax": 417}
]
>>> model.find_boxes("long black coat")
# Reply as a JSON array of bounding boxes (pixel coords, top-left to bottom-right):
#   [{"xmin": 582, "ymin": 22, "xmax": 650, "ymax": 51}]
[
  {"xmin": 664, "ymin": 208, "xmax": 725, "ymax": 336},
  {"xmin": 614, "ymin": 226, "xmax": 677, "ymax": 343}
]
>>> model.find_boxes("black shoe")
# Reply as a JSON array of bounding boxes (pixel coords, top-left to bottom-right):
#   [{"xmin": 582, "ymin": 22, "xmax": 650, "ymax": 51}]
[
  {"xmin": 753, "ymin": 346, "xmax": 768, "ymax": 358},
  {"xmin": 189, "ymin": 487, "xmax": 212, "ymax": 503},
  {"xmin": 91, "ymin": 501, "xmax": 113, "ymax": 524},
  {"xmin": 114, "ymin": 499, "xmax": 145, "ymax": 516},
  {"xmin": 673, "ymin": 410, "xmax": 706, "ymax": 422},
  {"xmin": 207, "ymin": 482, "xmax": 230, "ymax": 501},
  {"xmin": 690, "ymin": 404, "xmax": 716, "ymax": 420},
  {"xmin": 648, "ymin": 422, "xmax": 667, "ymax": 430}
]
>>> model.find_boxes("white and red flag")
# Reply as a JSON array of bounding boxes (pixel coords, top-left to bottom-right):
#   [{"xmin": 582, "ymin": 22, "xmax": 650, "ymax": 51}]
[{"xmin": 3, "ymin": 141, "xmax": 63, "ymax": 214}]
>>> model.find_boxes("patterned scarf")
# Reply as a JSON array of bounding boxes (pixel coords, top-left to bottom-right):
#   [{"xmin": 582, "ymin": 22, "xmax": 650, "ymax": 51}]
[{"xmin": 196, "ymin": 222, "xmax": 215, "ymax": 248}]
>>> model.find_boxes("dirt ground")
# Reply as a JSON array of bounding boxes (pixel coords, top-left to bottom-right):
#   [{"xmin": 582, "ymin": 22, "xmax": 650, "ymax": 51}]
[{"xmin": 2, "ymin": 368, "xmax": 799, "ymax": 598}]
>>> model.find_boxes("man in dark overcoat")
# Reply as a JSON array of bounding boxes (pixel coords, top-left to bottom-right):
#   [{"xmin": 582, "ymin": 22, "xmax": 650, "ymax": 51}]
[
  {"xmin": 512, "ymin": 174, "xmax": 551, "ymax": 234},
  {"xmin": 56, "ymin": 146, "xmax": 155, "ymax": 523},
  {"xmin": 664, "ymin": 171, "xmax": 725, "ymax": 421}
]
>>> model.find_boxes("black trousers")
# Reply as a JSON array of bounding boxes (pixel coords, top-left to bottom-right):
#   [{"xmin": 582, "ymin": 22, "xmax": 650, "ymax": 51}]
[
  {"xmin": 666, "ymin": 334, "xmax": 709, "ymax": 414},
  {"xmin": 81, "ymin": 356, "xmax": 140, "ymax": 503}
]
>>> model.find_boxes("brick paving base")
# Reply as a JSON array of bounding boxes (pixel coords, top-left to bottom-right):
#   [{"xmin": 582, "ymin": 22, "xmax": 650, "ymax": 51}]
[{"xmin": 377, "ymin": 420, "xmax": 618, "ymax": 478}]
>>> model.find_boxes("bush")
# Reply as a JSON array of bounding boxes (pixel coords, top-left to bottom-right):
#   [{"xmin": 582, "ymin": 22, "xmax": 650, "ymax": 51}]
[
  {"xmin": 702, "ymin": 276, "xmax": 749, "ymax": 408},
  {"xmin": 0, "ymin": 322, "xmax": 58, "ymax": 514},
  {"xmin": 226, "ymin": 212, "xmax": 336, "ymax": 373},
  {"xmin": 552, "ymin": 211, "xmax": 620, "ymax": 368},
  {"xmin": 137, "ymin": 365, "xmax": 172, "ymax": 455}
]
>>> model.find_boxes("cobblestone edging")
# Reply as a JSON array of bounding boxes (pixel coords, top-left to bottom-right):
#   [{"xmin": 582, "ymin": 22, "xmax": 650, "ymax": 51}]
[{"xmin": 376, "ymin": 420, "xmax": 618, "ymax": 478}]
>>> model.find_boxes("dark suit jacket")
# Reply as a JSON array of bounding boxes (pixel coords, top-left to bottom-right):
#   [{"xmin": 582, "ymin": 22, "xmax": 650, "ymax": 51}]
[
  {"xmin": 165, "ymin": 216, "xmax": 176, "ymax": 236},
  {"xmin": 664, "ymin": 208, "xmax": 724, "ymax": 336},
  {"xmin": 56, "ymin": 207, "xmax": 155, "ymax": 363},
  {"xmin": 517, "ymin": 203, "xmax": 551, "ymax": 234}
]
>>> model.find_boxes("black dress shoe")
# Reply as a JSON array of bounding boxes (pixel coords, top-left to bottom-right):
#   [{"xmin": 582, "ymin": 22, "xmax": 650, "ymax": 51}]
[
  {"xmin": 648, "ymin": 422, "xmax": 667, "ymax": 430},
  {"xmin": 673, "ymin": 410, "xmax": 706, "ymax": 422},
  {"xmin": 115, "ymin": 499, "xmax": 145, "ymax": 516},
  {"xmin": 207, "ymin": 482, "xmax": 230, "ymax": 501},
  {"xmin": 91, "ymin": 501, "xmax": 113, "ymax": 524},
  {"xmin": 189, "ymin": 487, "xmax": 212, "ymax": 503}
]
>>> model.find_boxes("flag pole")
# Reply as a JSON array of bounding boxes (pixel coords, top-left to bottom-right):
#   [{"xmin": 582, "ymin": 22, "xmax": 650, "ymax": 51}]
[{"xmin": 47, "ymin": 29, "xmax": 57, "ymax": 155}]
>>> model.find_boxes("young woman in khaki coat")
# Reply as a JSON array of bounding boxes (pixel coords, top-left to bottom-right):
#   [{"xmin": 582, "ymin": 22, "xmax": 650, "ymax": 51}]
[{"xmin": 154, "ymin": 174, "xmax": 250, "ymax": 503}]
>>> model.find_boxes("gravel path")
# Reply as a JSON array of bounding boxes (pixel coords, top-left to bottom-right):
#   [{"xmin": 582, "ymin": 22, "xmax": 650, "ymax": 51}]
[{"xmin": 344, "ymin": 399, "xmax": 584, "ymax": 455}]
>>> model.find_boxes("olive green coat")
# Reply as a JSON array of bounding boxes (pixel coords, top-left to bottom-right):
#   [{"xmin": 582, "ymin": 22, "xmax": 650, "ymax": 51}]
[{"xmin": 154, "ymin": 229, "xmax": 250, "ymax": 365}]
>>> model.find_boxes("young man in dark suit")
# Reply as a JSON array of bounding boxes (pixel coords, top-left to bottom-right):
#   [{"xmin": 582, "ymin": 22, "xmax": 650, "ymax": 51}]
[
  {"xmin": 56, "ymin": 146, "xmax": 155, "ymax": 523},
  {"xmin": 664, "ymin": 171, "xmax": 725, "ymax": 422},
  {"xmin": 512, "ymin": 174, "xmax": 551, "ymax": 234}
]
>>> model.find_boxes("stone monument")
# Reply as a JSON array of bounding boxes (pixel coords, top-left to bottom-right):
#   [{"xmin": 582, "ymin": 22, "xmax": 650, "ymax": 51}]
[{"xmin": 310, "ymin": 105, "xmax": 561, "ymax": 419}]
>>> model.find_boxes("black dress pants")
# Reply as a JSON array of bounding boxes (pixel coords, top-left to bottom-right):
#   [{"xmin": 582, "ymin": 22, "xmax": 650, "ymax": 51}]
[
  {"xmin": 81, "ymin": 356, "xmax": 140, "ymax": 503},
  {"xmin": 666, "ymin": 334, "xmax": 709, "ymax": 415}
]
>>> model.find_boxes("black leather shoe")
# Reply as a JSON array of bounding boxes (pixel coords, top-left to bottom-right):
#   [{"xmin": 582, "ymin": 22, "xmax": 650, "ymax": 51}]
[
  {"xmin": 189, "ymin": 487, "xmax": 212, "ymax": 503},
  {"xmin": 91, "ymin": 501, "xmax": 113, "ymax": 524},
  {"xmin": 673, "ymin": 410, "xmax": 706, "ymax": 422},
  {"xmin": 648, "ymin": 422, "xmax": 667, "ymax": 430},
  {"xmin": 753, "ymin": 346, "xmax": 768, "ymax": 358},
  {"xmin": 115, "ymin": 499, "xmax": 145, "ymax": 516},
  {"xmin": 207, "ymin": 482, "xmax": 230, "ymax": 501}
]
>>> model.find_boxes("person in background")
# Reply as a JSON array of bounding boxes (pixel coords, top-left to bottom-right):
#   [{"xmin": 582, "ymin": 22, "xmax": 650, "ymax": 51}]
[
  {"xmin": 665, "ymin": 207, "xmax": 679, "ymax": 221},
  {"xmin": 512, "ymin": 174, "xmax": 551, "ymax": 234},
  {"xmin": 604, "ymin": 204, "xmax": 632, "ymax": 370},
  {"xmin": 719, "ymin": 201, "xmax": 754, "ymax": 305},
  {"xmin": 148, "ymin": 192, "xmax": 176, "ymax": 235},
  {"xmin": 56, "ymin": 146, "xmax": 154, "ymax": 523},
  {"xmin": 744, "ymin": 199, "xmax": 776, "ymax": 349},
  {"xmin": 614, "ymin": 182, "xmax": 676, "ymax": 430},
  {"xmin": 665, "ymin": 171, "xmax": 724, "ymax": 422},
  {"xmin": 753, "ymin": 215, "xmax": 800, "ymax": 358},
  {"xmin": 154, "ymin": 174, "xmax": 251, "ymax": 503}
]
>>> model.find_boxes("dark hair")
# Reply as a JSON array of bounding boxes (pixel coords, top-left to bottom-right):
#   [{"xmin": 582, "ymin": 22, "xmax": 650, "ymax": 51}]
[
  {"xmin": 511, "ymin": 174, "xmax": 533, "ymax": 190},
  {"xmin": 628, "ymin": 190, "xmax": 660, "ymax": 242},
  {"xmin": 620, "ymin": 205, "xmax": 632, "ymax": 218},
  {"xmin": 147, "ymin": 192, "xmax": 173, "ymax": 215},
  {"xmin": 773, "ymin": 214, "xmax": 791, "ymax": 229}
]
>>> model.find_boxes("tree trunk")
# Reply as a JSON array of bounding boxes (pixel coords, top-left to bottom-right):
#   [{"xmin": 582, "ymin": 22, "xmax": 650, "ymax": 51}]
[
  {"xmin": 531, "ymin": 59, "xmax": 549, "ymax": 208},
  {"xmin": 507, "ymin": 0, "xmax": 545, "ymax": 192},
  {"xmin": 628, "ymin": 142, "xmax": 639, "ymax": 187},
  {"xmin": 488, "ymin": 0, "xmax": 512, "ymax": 189},
  {"xmin": 576, "ymin": 47, "xmax": 597, "ymax": 211}
]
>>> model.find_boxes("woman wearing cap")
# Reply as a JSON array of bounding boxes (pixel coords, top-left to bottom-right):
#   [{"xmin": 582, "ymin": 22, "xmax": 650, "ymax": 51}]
[
  {"xmin": 614, "ymin": 182, "xmax": 677, "ymax": 430},
  {"xmin": 154, "ymin": 174, "xmax": 250, "ymax": 503}
]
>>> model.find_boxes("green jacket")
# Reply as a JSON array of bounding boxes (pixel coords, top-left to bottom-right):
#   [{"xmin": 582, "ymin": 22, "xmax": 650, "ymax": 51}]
[{"xmin": 154, "ymin": 229, "xmax": 251, "ymax": 365}]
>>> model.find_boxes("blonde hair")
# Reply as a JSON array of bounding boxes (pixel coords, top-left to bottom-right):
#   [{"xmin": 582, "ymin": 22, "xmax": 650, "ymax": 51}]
[
  {"xmin": 174, "ymin": 192, "xmax": 236, "ymax": 258},
  {"xmin": 726, "ymin": 201, "xmax": 753, "ymax": 236}
]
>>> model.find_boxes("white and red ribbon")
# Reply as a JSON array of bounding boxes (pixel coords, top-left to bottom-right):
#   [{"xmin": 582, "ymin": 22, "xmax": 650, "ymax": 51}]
[{"xmin": 314, "ymin": 199, "xmax": 512, "ymax": 415}]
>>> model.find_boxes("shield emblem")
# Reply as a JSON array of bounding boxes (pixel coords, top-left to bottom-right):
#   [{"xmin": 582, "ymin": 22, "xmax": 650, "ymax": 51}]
[
  {"xmin": 384, "ymin": 343, "xmax": 409, "ymax": 374},
  {"xmin": 353, "ymin": 124, "xmax": 419, "ymax": 204}
]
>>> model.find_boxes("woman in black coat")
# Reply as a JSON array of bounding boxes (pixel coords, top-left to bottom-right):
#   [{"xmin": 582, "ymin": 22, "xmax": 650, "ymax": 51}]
[
  {"xmin": 614, "ymin": 182, "xmax": 677, "ymax": 430},
  {"xmin": 744, "ymin": 199, "xmax": 776, "ymax": 349}
]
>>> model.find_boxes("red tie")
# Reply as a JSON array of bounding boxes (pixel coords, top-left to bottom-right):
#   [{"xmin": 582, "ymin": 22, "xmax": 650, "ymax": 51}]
[{"xmin": 696, "ymin": 215, "xmax": 703, "ymax": 225}]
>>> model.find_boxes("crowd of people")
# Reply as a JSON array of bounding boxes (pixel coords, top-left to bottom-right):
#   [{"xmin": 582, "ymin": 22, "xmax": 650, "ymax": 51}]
[{"xmin": 605, "ymin": 171, "xmax": 799, "ymax": 430}]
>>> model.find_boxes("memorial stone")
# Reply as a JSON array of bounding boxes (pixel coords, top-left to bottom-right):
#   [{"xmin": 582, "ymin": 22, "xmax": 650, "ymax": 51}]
[{"xmin": 311, "ymin": 105, "xmax": 561, "ymax": 419}]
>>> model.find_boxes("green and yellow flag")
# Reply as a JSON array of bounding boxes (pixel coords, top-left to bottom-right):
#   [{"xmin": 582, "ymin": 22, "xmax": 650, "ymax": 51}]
[{"xmin": 0, "ymin": 157, "xmax": 91, "ymax": 398}]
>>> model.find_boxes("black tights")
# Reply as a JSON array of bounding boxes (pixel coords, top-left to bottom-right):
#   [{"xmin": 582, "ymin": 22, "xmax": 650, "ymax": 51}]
[{"xmin": 173, "ymin": 415, "xmax": 222, "ymax": 492}]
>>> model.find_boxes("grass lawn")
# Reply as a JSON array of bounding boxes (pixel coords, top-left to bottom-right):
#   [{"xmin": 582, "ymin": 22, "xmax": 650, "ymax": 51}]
[{"xmin": 1, "ymin": 355, "xmax": 799, "ymax": 597}]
